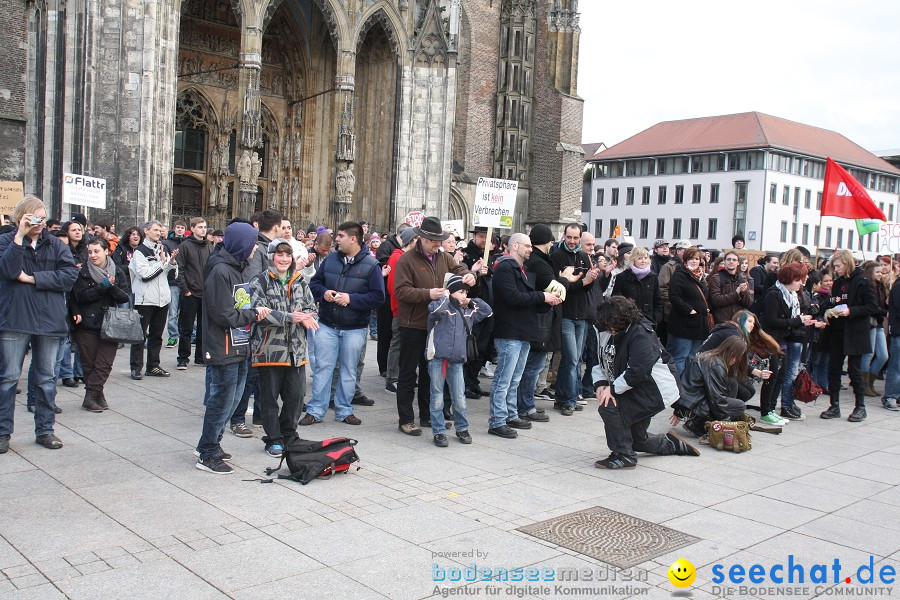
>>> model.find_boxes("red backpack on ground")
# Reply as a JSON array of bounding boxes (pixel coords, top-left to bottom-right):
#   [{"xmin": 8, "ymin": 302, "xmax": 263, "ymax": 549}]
[{"xmin": 265, "ymin": 435, "xmax": 359, "ymax": 484}]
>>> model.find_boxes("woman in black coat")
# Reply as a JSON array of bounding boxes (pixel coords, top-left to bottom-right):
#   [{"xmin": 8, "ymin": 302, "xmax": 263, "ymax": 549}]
[
  {"xmin": 820, "ymin": 250, "xmax": 879, "ymax": 422},
  {"xmin": 70, "ymin": 238, "xmax": 130, "ymax": 412},
  {"xmin": 592, "ymin": 296, "xmax": 698, "ymax": 470},
  {"xmin": 611, "ymin": 246, "xmax": 663, "ymax": 327},
  {"xmin": 665, "ymin": 247, "xmax": 711, "ymax": 375}
]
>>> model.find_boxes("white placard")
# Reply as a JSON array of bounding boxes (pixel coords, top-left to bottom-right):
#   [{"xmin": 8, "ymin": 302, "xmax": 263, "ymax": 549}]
[
  {"xmin": 878, "ymin": 222, "xmax": 900, "ymax": 254},
  {"xmin": 62, "ymin": 173, "xmax": 107, "ymax": 209},
  {"xmin": 473, "ymin": 177, "xmax": 517, "ymax": 229},
  {"xmin": 441, "ymin": 219, "xmax": 464, "ymax": 239}
]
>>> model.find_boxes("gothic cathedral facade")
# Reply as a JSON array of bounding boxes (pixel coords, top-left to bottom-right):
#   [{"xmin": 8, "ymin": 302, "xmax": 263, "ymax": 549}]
[{"xmin": 2, "ymin": 0, "xmax": 583, "ymax": 233}]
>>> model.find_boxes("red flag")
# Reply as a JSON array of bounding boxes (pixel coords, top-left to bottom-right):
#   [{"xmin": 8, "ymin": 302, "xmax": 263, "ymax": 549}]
[{"xmin": 820, "ymin": 157, "xmax": 886, "ymax": 221}]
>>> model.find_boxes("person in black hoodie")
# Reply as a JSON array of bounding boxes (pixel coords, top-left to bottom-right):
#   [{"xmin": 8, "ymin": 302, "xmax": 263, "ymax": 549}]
[
  {"xmin": 195, "ymin": 223, "xmax": 272, "ymax": 474},
  {"xmin": 592, "ymin": 296, "xmax": 698, "ymax": 469},
  {"xmin": 70, "ymin": 238, "xmax": 130, "ymax": 412},
  {"xmin": 175, "ymin": 217, "xmax": 214, "ymax": 369},
  {"xmin": 820, "ymin": 250, "xmax": 879, "ymax": 422},
  {"xmin": 549, "ymin": 223, "xmax": 600, "ymax": 415}
]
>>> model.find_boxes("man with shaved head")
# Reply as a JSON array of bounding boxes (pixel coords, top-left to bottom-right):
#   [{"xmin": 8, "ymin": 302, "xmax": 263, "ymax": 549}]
[{"xmin": 487, "ymin": 232, "xmax": 562, "ymax": 439}]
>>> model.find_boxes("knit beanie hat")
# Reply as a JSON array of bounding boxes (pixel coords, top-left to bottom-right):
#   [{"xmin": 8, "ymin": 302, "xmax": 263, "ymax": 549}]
[
  {"xmin": 446, "ymin": 274, "xmax": 469, "ymax": 294},
  {"xmin": 398, "ymin": 227, "xmax": 418, "ymax": 247},
  {"xmin": 529, "ymin": 224, "xmax": 555, "ymax": 246}
]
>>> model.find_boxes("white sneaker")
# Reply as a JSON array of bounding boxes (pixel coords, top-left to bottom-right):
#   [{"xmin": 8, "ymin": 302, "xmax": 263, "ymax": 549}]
[
  {"xmin": 576, "ymin": 396, "xmax": 588, "ymax": 405},
  {"xmin": 480, "ymin": 364, "xmax": 495, "ymax": 378}
]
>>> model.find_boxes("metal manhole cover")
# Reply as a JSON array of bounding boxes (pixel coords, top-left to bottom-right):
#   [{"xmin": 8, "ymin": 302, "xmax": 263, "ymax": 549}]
[{"xmin": 517, "ymin": 506, "xmax": 699, "ymax": 568}]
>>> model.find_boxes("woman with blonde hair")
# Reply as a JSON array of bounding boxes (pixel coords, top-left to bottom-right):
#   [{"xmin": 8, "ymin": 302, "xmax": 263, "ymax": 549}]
[{"xmin": 610, "ymin": 246, "xmax": 663, "ymax": 327}]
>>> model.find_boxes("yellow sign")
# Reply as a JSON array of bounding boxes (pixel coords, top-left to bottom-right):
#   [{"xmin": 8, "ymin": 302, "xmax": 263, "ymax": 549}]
[{"xmin": 0, "ymin": 181, "xmax": 24, "ymax": 216}]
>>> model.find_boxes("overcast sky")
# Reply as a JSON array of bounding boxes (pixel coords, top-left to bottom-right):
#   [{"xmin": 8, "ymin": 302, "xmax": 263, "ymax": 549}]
[{"xmin": 577, "ymin": 0, "xmax": 900, "ymax": 154}]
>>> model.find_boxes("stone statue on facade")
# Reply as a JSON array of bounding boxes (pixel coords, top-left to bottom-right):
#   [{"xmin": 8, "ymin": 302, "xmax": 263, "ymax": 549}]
[
  {"xmin": 209, "ymin": 178, "xmax": 218, "ymax": 209},
  {"xmin": 290, "ymin": 176, "xmax": 300, "ymax": 209},
  {"xmin": 292, "ymin": 132, "xmax": 302, "ymax": 168},
  {"xmin": 335, "ymin": 162, "xmax": 356, "ymax": 202},
  {"xmin": 218, "ymin": 178, "xmax": 229, "ymax": 209},
  {"xmin": 250, "ymin": 151, "xmax": 262, "ymax": 182},
  {"xmin": 237, "ymin": 149, "xmax": 252, "ymax": 184},
  {"xmin": 217, "ymin": 135, "xmax": 230, "ymax": 175}
]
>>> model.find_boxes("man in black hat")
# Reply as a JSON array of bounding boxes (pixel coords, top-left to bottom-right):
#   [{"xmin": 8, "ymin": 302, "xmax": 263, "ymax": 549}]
[
  {"xmin": 460, "ymin": 226, "xmax": 496, "ymax": 398},
  {"xmin": 393, "ymin": 217, "xmax": 476, "ymax": 436},
  {"xmin": 731, "ymin": 234, "xmax": 745, "ymax": 250}
]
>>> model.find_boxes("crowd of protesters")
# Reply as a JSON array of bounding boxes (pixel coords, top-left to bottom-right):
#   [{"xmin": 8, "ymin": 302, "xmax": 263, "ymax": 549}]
[{"xmin": 1, "ymin": 198, "xmax": 895, "ymax": 475}]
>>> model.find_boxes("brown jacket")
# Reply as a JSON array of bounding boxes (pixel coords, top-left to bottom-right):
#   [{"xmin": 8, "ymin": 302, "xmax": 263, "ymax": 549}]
[
  {"xmin": 707, "ymin": 268, "xmax": 753, "ymax": 324},
  {"xmin": 394, "ymin": 245, "xmax": 470, "ymax": 330}
]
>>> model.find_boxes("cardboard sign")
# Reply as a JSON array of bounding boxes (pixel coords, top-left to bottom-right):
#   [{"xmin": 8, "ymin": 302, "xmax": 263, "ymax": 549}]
[
  {"xmin": 473, "ymin": 177, "xmax": 517, "ymax": 229},
  {"xmin": 62, "ymin": 173, "xmax": 107, "ymax": 209},
  {"xmin": 404, "ymin": 211, "xmax": 425, "ymax": 228},
  {"xmin": 0, "ymin": 181, "xmax": 24, "ymax": 215},
  {"xmin": 879, "ymin": 222, "xmax": 900, "ymax": 254}
]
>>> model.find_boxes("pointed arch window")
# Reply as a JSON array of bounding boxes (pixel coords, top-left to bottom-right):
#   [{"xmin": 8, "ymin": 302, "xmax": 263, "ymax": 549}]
[{"xmin": 174, "ymin": 93, "xmax": 210, "ymax": 171}]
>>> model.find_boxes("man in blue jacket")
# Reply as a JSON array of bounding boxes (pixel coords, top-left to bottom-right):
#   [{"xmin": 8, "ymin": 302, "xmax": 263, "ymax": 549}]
[
  {"xmin": 302, "ymin": 221, "xmax": 385, "ymax": 427},
  {"xmin": 0, "ymin": 197, "xmax": 79, "ymax": 453}
]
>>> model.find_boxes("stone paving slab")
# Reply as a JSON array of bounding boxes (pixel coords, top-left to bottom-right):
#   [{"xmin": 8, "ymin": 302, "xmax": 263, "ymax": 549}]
[{"xmin": 1, "ymin": 342, "xmax": 900, "ymax": 598}]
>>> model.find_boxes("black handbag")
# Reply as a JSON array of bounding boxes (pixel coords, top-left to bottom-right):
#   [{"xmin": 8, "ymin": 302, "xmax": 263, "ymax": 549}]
[
  {"xmin": 100, "ymin": 305, "xmax": 144, "ymax": 345},
  {"xmin": 462, "ymin": 312, "xmax": 480, "ymax": 362}
]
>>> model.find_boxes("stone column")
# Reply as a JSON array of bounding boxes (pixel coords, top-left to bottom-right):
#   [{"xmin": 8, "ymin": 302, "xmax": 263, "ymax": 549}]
[
  {"xmin": 236, "ymin": 19, "xmax": 264, "ymax": 218},
  {"xmin": 333, "ymin": 50, "xmax": 356, "ymax": 223}
]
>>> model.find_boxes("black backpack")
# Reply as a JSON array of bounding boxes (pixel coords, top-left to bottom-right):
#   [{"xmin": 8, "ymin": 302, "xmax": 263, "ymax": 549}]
[{"xmin": 264, "ymin": 435, "xmax": 359, "ymax": 484}]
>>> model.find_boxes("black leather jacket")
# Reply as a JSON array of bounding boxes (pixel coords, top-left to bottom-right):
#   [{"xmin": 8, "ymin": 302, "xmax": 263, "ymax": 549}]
[{"xmin": 673, "ymin": 355, "xmax": 749, "ymax": 425}]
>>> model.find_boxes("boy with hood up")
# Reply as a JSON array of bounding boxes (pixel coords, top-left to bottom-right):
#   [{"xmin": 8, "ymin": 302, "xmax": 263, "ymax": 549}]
[
  {"xmin": 248, "ymin": 238, "xmax": 318, "ymax": 458},
  {"xmin": 195, "ymin": 223, "xmax": 273, "ymax": 474}
]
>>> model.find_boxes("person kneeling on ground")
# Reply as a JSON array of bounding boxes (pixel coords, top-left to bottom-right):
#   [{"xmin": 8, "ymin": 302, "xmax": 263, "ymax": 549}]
[
  {"xmin": 591, "ymin": 296, "xmax": 698, "ymax": 470},
  {"xmin": 249, "ymin": 239, "xmax": 319, "ymax": 458},
  {"xmin": 426, "ymin": 275, "xmax": 492, "ymax": 447},
  {"xmin": 673, "ymin": 336, "xmax": 754, "ymax": 438}
]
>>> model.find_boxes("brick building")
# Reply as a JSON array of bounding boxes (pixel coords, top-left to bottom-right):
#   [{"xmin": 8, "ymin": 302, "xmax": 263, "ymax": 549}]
[{"xmin": 2, "ymin": 0, "xmax": 583, "ymax": 234}]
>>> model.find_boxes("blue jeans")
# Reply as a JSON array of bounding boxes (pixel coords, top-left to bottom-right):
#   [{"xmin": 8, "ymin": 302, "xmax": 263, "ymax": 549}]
[
  {"xmin": 489, "ymin": 338, "xmax": 530, "ymax": 428},
  {"xmin": 861, "ymin": 327, "xmax": 889, "ymax": 375},
  {"xmin": 0, "ymin": 332, "xmax": 61, "ymax": 437},
  {"xmin": 558, "ymin": 318, "xmax": 587, "ymax": 408},
  {"xmin": 809, "ymin": 350, "xmax": 829, "ymax": 389},
  {"xmin": 306, "ymin": 324, "xmax": 367, "ymax": 421},
  {"xmin": 517, "ymin": 349, "xmax": 547, "ymax": 416},
  {"xmin": 197, "ymin": 360, "xmax": 248, "ymax": 458},
  {"xmin": 428, "ymin": 359, "xmax": 468, "ymax": 435},
  {"xmin": 167, "ymin": 285, "xmax": 181, "ymax": 338},
  {"xmin": 57, "ymin": 335, "xmax": 73, "ymax": 379},
  {"xmin": 667, "ymin": 335, "xmax": 702, "ymax": 375},
  {"xmin": 884, "ymin": 336, "xmax": 900, "ymax": 400},
  {"xmin": 780, "ymin": 342, "xmax": 803, "ymax": 409}
]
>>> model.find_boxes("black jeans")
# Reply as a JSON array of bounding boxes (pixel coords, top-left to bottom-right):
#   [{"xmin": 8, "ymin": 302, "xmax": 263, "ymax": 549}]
[
  {"xmin": 759, "ymin": 354, "xmax": 784, "ymax": 415},
  {"xmin": 827, "ymin": 334, "xmax": 863, "ymax": 404},
  {"xmin": 397, "ymin": 327, "xmax": 430, "ymax": 425},
  {"xmin": 177, "ymin": 294, "xmax": 203, "ymax": 362},
  {"xmin": 130, "ymin": 304, "xmax": 168, "ymax": 371},
  {"xmin": 599, "ymin": 404, "xmax": 675, "ymax": 462},
  {"xmin": 376, "ymin": 297, "xmax": 393, "ymax": 374},
  {"xmin": 257, "ymin": 365, "xmax": 305, "ymax": 444}
]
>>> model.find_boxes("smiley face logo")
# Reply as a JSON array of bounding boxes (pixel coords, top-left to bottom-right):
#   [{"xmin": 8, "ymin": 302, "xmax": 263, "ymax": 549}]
[{"xmin": 667, "ymin": 558, "xmax": 696, "ymax": 588}]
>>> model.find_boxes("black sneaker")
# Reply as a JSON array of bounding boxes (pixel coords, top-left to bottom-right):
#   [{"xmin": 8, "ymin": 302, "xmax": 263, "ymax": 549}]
[
  {"xmin": 520, "ymin": 412, "xmax": 550, "ymax": 422},
  {"xmin": 193, "ymin": 448, "xmax": 233, "ymax": 461},
  {"xmin": 488, "ymin": 425, "xmax": 518, "ymax": 439},
  {"xmin": 176, "ymin": 359, "xmax": 188, "ymax": 370},
  {"xmin": 0, "ymin": 434, "xmax": 9, "ymax": 454},
  {"xmin": 464, "ymin": 388, "xmax": 480, "ymax": 399},
  {"xmin": 35, "ymin": 434, "xmax": 63, "ymax": 450},
  {"xmin": 666, "ymin": 432, "xmax": 700, "ymax": 456},
  {"xmin": 385, "ymin": 381, "xmax": 398, "ymax": 393},
  {"xmin": 130, "ymin": 370, "xmax": 143, "ymax": 380},
  {"xmin": 194, "ymin": 357, "xmax": 205, "ymax": 365},
  {"xmin": 820, "ymin": 405, "xmax": 841, "ymax": 419},
  {"xmin": 145, "ymin": 367, "xmax": 170, "ymax": 377},
  {"xmin": 848, "ymin": 406, "xmax": 867, "ymax": 422},
  {"xmin": 456, "ymin": 430, "xmax": 472, "ymax": 444},
  {"xmin": 780, "ymin": 405, "xmax": 805, "ymax": 420},
  {"xmin": 420, "ymin": 418, "xmax": 432, "ymax": 428},
  {"xmin": 560, "ymin": 406, "xmax": 575, "ymax": 416},
  {"xmin": 351, "ymin": 394, "xmax": 374, "ymax": 406},
  {"xmin": 62, "ymin": 377, "xmax": 79, "ymax": 388},
  {"xmin": 506, "ymin": 418, "xmax": 532, "ymax": 430},
  {"xmin": 230, "ymin": 422, "xmax": 253, "ymax": 437},
  {"xmin": 433, "ymin": 434, "xmax": 449, "ymax": 448},
  {"xmin": 594, "ymin": 453, "xmax": 637, "ymax": 470},
  {"xmin": 196, "ymin": 456, "xmax": 233, "ymax": 474}
]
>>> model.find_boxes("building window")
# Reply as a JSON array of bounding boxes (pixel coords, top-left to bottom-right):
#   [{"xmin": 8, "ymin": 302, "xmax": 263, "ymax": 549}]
[
  {"xmin": 673, "ymin": 218, "xmax": 682, "ymax": 239},
  {"xmin": 656, "ymin": 218, "xmax": 665, "ymax": 239},
  {"xmin": 675, "ymin": 185, "xmax": 684, "ymax": 204},
  {"xmin": 596, "ymin": 188, "xmax": 604, "ymax": 206},
  {"xmin": 708, "ymin": 219, "xmax": 718, "ymax": 240},
  {"xmin": 611, "ymin": 189, "xmax": 619, "ymax": 206},
  {"xmin": 595, "ymin": 219, "xmax": 602, "ymax": 238},
  {"xmin": 783, "ymin": 185, "xmax": 790, "ymax": 205},
  {"xmin": 692, "ymin": 184, "xmax": 701, "ymax": 204},
  {"xmin": 802, "ymin": 224, "xmax": 809, "ymax": 245},
  {"xmin": 174, "ymin": 129, "xmax": 207, "ymax": 171},
  {"xmin": 837, "ymin": 228, "xmax": 843, "ymax": 248},
  {"xmin": 733, "ymin": 182, "xmax": 748, "ymax": 243},
  {"xmin": 658, "ymin": 186, "xmax": 667, "ymax": 204},
  {"xmin": 868, "ymin": 235, "xmax": 873, "ymax": 252},
  {"xmin": 847, "ymin": 230, "xmax": 854, "ymax": 250},
  {"xmin": 891, "ymin": 205, "xmax": 896, "ymax": 221},
  {"xmin": 826, "ymin": 227, "xmax": 832, "ymax": 247},
  {"xmin": 815, "ymin": 225, "xmax": 821, "ymax": 245},
  {"xmin": 610, "ymin": 218, "xmax": 618, "ymax": 235},
  {"xmin": 624, "ymin": 219, "xmax": 633, "ymax": 236},
  {"xmin": 626, "ymin": 187, "xmax": 635, "ymax": 205},
  {"xmin": 794, "ymin": 187, "xmax": 801, "ymax": 206},
  {"xmin": 640, "ymin": 219, "xmax": 649, "ymax": 239},
  {"xmin": 710, "ymin": 184, "xmax": 719, "ymax": 204},
  {"xmin": 780, "ymin": 221, "xmax": 788, "ymax": 243},
  {"xmin": 689, "ymin": 219, "xmax": 700, "ymax": 239},
  {"xmin": 769, "ymin": 183, "xmax": 777, "ymax": 204},
  {"xmin": 642, "ymin": 187, "xmax": 650, "ymax": 205},
  {"xmin": 791, "ymin": 223, "xmax": 797, "ymax": 244},
  {"xmin": 804, "ymin": 189, "xmax": 811, "ymax": 209},
  {"xmin": 816, "ymin": 192, "xmax": 822, "ymax": 210}
]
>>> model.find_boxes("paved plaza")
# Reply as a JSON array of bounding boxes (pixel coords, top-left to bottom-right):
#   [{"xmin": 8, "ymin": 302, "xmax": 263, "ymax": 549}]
[{"xmin": 2, "ymin": 341, "xmax": 900, "ymax": 599}]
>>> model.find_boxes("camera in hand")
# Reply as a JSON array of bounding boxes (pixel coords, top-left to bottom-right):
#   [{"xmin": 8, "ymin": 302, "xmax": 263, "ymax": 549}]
[{"xmin": 29, "ymin": 216, "xmax": 43, "ymax": 226}]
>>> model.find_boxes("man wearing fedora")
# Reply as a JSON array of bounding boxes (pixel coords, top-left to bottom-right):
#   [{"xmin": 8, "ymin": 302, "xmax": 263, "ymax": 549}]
[
  {"xmin": 460, "ymin": 226, "xmax": 497, "ymax": 398},
  {"xmin": 393, "ymin": 216, "xmax": 477, "ymax": 436}
]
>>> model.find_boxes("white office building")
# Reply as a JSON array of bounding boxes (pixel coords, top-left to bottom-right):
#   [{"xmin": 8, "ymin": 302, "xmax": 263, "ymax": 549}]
[{"xmin": 582, "ymin": 112, "xmax": 900, "ymax": 256}]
